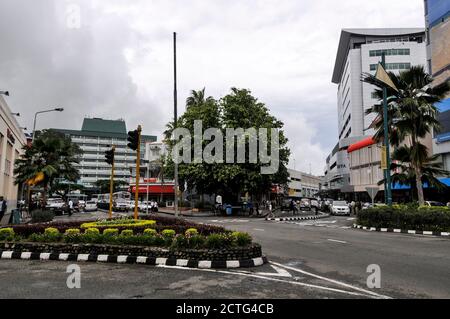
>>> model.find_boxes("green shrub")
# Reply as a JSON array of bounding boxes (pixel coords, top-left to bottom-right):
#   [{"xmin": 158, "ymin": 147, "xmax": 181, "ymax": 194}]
[
  {"xmin": 31, "ymin": 210, "xmax": 55, "ymax": 223},
  {"xmin": 205, "ymin": 233, "xmax": 233, "ymax": 249},
  {"xmin": 103, "ymin": 228, "xmax": 119, "ymax": 236},
  {"xmin": 85, "ymin": 228, "xmax": 100, "ymax": 235},
  {"xmin": 232, "ymin": 232, "xmax": 252, "ymax": 246},
  {"xmin": 143, "ymin": 228, "xmax": 157, "ymax": 236},
  {"xmin": 170, "ymin": 235, "xmax": 189, "ymax": 249},
  {"xmin": 185, "ymin": 228, "xmax": 198, "ymax": 237},
  {"xmin": 161, "ymin": 229, "xmax": 176, "ymax": 238},
  {"xmin": 188, "ymin": 235, "xmax": 205, "ymax": 249},
  {"xmin": 357, "ymin": 206, "xmax": 450, "ymax": 232},
  {"xmin": 64, "ymin": 229, "xmax": 81, "ymax": 235},
  {"xmin": 121, "ymin": 229, "xmax": 133, "ymax": 236},
  {"xmin": 152, "ymin": 235, "xmax": 166, "ymax": 246},
  {"xmin": 81, "ymin": 219, "xmax": 156, "ymax": 229},
  {"xmin": 0, "ymin": 228, "xmax": 15, "ymax": 241}
]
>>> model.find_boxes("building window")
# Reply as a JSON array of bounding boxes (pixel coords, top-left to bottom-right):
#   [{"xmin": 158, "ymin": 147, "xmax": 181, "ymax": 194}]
[
  {"xmin": 370, "ymin": 62, "xmax": 411, "ymax": 71},
  {"xmin": 369, "ymin": 49, "xmax": 410, "ymax": 57}
]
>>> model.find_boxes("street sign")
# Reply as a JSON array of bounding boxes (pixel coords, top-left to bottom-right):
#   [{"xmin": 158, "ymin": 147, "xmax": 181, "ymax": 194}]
[
  {"xmin": 380, "ymin": 146, "xmax": 387, "ymax": 169},
  {"xmin": 366, "ymin": 187, "xmax": 379, "ymax": 205}
]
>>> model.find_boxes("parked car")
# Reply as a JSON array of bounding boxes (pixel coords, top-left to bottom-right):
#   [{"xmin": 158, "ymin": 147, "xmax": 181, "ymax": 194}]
[
  {"xmin": 114, "ymin": 200, "xmax": 130, "ymax": 212},
  {"xmin": 46, "ymin": 198, "xmax": 67, "ymax": 215},
  {"xmin": 84, "ymin": 200, "xmax": 98, "ymax": 212},
  {"xmin": 330, "ymin": 200, "xmax": 350, "ymax": 216}
]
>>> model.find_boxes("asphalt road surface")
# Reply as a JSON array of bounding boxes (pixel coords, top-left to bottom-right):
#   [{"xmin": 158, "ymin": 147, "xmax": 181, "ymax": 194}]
[{"xmin": 0, "ymin": 212, "xmax": 448, "ymax": 299}]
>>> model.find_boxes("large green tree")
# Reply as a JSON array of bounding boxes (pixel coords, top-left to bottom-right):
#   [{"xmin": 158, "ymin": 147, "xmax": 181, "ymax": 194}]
[
  {"xmin": 14, "ymin": 130, "xmax": 82, "ymax": 205},
  {"xmin": 164, "ymin": 87, "xmax": 290, "ymax": 202},
  {"xmin": 94, "ymin": 179, "xmax": 129, "ymax": 194},
  {"xmin": 363, "ymin": 66, "xmax": 450, "ymax": 204}
]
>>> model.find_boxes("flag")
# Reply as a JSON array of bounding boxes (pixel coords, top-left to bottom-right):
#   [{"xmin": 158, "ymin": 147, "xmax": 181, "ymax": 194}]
[{"xmin": 375, "ymin": 63, "xmax": 398, "ymax": 92}]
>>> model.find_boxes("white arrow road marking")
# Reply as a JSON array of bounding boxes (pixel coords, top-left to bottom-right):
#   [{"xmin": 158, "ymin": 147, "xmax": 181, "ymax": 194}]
[
  {"xmin": 270, "ymin": 261, "xmax": 391, "ymax": 299},
  {"xmin": 234, "ymin": 264, "xmax": 292, "ymax": 278},
  {"xmin": 327, "ymin": 239, "xmax": 347, "ymax": 244},
  {"xmin": 155, "ymin": 265, "xmax": 373, "ymax": 298}
]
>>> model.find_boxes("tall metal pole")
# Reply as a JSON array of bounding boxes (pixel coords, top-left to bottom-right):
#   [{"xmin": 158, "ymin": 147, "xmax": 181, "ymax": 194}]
[
  {"xmin": 109, "ymin": 145, "xmax": 115, "ymax": 219},
  {"xmin": 381, "ymin": 53, "xmax": 393, "ymax": 205},
  {"xmin": 173, "ymin": 32, "xmax": 179, "ymax": 218},
  {"xmin": 134, "ymin": 126, "xmax": 142, "ymax": 220},
  {"xmin": 146, "ymin": 163, "xmax": 149, "ymax": 214}
]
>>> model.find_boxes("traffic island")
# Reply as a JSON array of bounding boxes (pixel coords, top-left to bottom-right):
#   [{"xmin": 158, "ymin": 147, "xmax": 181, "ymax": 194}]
[
  {"xmin": 353, "ymin": 224, "xmax": 450, "ymax": 237},
  {"xmin": 0, "ymin": 216, "xmax": 268, "ymax": 268},
  {"xmin": 266, "ymin": 213, "xmax": 330, "ymax": 222}
]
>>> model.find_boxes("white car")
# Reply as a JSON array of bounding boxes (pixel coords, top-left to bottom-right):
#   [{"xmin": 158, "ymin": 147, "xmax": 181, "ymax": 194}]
[
  {"xmin": 84, "ymin": 200, "xmax": 97, "ymax": 212},
  {"xmin": 46, "ymin": 198, "xmax": 67, "ymax": 215},
  {"xmin": 330, "ymin": 201, "xmax": 350, "ymax": 216}
]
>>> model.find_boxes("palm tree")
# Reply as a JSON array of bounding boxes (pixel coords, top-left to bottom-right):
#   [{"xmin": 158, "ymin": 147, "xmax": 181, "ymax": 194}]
[
  {"xmin": 378, "ymin": 145, "xmax": 449, "ymax": 201},
  {"xmin": 363, "ymin": 66, "xmax": 450, "ymax": 204},
  {"xmin": 186, "ymin": 88, "xmax": 214, "ymax": 108},
  {"xmin": 14, "ymin": 130, "xmax": 82, "ymax": 207}
]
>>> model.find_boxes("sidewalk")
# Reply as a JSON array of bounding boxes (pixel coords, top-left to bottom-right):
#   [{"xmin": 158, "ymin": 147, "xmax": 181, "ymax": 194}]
[{"xmin": 157, "ymin": 208, "xmax": 269, "ymax": 218}]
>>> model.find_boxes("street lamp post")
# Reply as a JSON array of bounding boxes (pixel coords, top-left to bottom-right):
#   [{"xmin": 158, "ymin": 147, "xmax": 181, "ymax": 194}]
[
  {"xmin": 32, "ymin": 108, "xmax": 64, "ymax": 142},
  {"xmin": 381, "ymin": 53, "xmax": 393, "ymax": 206}
]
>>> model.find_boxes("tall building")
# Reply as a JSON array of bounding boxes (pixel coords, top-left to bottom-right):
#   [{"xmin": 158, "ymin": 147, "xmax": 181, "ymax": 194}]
[
  {"xmin": 287, "ymin": 169, "xmax": 321, "ymax": 198},
  {"xmin": 52, "ymin": 118, "xmax": 156, "ymax": 190},
  {"xmin": 323, "ymin": 28, "xmax": 427, "ymax": 196},
  {"xmin": 425, "ymin": 0, "xmax": 450, "ymax": 171},
  {"xmin": 0, "ymin": 95, "xmax": 27, "ymax": 215}
]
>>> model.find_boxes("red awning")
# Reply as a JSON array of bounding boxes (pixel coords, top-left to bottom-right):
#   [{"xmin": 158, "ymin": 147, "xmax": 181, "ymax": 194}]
[
  {"xmin": 347, "ymin": 137, "xmax": 376, "ymax": 153},
  {"xmin": 130, "ymin": 185, "xmax": 175, "ymax": 194}
]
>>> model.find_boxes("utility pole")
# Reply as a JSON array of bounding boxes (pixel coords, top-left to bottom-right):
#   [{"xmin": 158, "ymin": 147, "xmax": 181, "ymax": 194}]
[
  {"xmin": 381, "ymin": 53, "xmax": 393, "ymax": 206},
  {"xmin": 173, "ymin": 32, "xmax": 179, "ymax": 218}
]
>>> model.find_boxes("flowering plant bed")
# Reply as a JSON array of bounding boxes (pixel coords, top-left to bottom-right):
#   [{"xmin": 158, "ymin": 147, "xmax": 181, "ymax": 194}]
[{"xmin": 0, "ymin": 216, "xmax": 265, "ymax": 265}]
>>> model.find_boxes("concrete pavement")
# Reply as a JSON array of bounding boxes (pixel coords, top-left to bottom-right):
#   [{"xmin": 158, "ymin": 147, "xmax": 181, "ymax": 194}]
[{"xmin": 0, "ymin": 213, "xmax": 448, "ymax": 298}]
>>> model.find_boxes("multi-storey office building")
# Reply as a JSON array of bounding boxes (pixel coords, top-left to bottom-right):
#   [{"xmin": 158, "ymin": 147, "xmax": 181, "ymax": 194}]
[
  {"xmin": 52, "ymin": 118, "xmax": 156, "ymax": 191},
  {"xmin": 287, "ymin": 169, "xmax": 321, "ymax": 198},
  {"xmin": 323, "ymin": 28, "xmax": 427, "ymax": 197},
  {"xmin": 425, "ymin": 0, "xmax": 450, "ymax": 172},
  {"xmin": 0, "ymin": 95, "xmax": 27, "ymax": 217}
]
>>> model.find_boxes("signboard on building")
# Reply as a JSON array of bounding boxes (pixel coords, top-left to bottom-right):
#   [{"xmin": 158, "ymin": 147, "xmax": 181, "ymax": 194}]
[{"xmin": 380, "ymin": 146, "xmax": 387, "ymax": 169}]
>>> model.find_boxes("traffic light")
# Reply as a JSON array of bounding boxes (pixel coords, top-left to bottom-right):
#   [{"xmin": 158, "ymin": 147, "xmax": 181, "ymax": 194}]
[
  {"xmin": 104, "ymin": 148, "xmax": 115, "ymax": 165},
  {"xmin": 127, "ymin": 129, "xmax": 139, "ymax": 151}
]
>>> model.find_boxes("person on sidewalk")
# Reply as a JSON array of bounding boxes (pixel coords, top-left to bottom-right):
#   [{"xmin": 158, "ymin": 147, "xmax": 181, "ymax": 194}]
[{"xmin": 68, "ymin": 199, "xmax": 73, "ymax": 217}]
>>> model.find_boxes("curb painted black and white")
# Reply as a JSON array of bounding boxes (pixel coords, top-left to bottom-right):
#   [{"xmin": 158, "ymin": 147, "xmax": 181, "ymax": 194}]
[
  {"xmin": 0, "ymin": 250, "xmax": 268, "ymax": 269},
  {"xmin": 353, "ymin": 224, "xmax": 450, "ymax": 237},
  {"xmin": 266, "ymin": 214, "xmax": 330, "ymax": 222}
]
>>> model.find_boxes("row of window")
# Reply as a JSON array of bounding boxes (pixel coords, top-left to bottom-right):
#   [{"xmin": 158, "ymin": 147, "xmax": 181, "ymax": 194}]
[
  {"xmin": 369, "ymin": 48, "xmax": 410, "ymax": 57},
  {"xmin": 339, "ymin": 115, "xmax": 352, "ymax": 139},
  {"xmin": 370, "ymin": 62, "xmax": 411, "ymax": 71}
]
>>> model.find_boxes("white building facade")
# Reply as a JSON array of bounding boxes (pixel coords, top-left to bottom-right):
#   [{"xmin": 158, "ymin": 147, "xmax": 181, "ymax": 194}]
[
  {"xmin": 52, "ymin": 118, "xmax": 156, "ymax": 190},
  {"xmin": 323, "ymin": 28, "xmax": 427, "ymax": 195},
  {"xmin": 287, "ymin": 169, "xmax": 321, "ymax": 198},
  {"xmin": 0, "ymin": 95, "xmax": 27, "ymax": 213}
]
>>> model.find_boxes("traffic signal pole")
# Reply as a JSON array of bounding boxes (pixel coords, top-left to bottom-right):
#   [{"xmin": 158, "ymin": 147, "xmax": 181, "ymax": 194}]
[
  {"xmin": 109, "ymin": 145, "xmax": 115, "ymax": 219},
  {"xmin": 134, "ymin": 125, "xmax": 142, "ymax": 220}
]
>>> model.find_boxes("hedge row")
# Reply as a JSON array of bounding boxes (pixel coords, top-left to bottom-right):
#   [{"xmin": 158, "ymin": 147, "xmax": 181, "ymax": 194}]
[{"xmin": 357, "ymin": 207, "xmax": 450, "ymax": 232}]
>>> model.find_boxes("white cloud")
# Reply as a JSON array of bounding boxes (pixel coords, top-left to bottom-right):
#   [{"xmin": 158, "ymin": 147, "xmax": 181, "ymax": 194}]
[{"xmin": 0, "ymin": 0, "xmax": 425, "ymax": 175}]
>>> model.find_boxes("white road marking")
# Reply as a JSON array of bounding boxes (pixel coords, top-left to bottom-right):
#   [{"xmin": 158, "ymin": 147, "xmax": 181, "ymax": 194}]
[
  {"xmin": 253, "ymin": 228, "xmax": 265, "ymax": 232},
  {"xmin": 327, "ymin": 239, "xmax": 347, "ymax": 244},
  {"xmin": 346, "ymin": 218, "xmax": 356, "ymax": 221},
  {"xmin": 236, "ymin": 264, "xmax": 292, "ymax": 278},
  {"xmin": 155, "ymin": 264, "xmax": 374, "ymax": 298},
  {"xmin": 270, "ymin": 261, "xmax": 391, "ymax": 299}
]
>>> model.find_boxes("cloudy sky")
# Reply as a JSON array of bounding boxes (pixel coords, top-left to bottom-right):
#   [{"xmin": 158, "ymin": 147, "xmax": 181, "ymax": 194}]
[{"xmin": 0, "ymin": 0, "xmax": 425, "ymax": 175}]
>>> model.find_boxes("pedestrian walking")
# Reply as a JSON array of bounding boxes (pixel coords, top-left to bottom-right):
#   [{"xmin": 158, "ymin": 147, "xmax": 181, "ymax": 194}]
[{"xmin": 68, "ymin": 199, "xmax": 73, "ymax": 217}]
